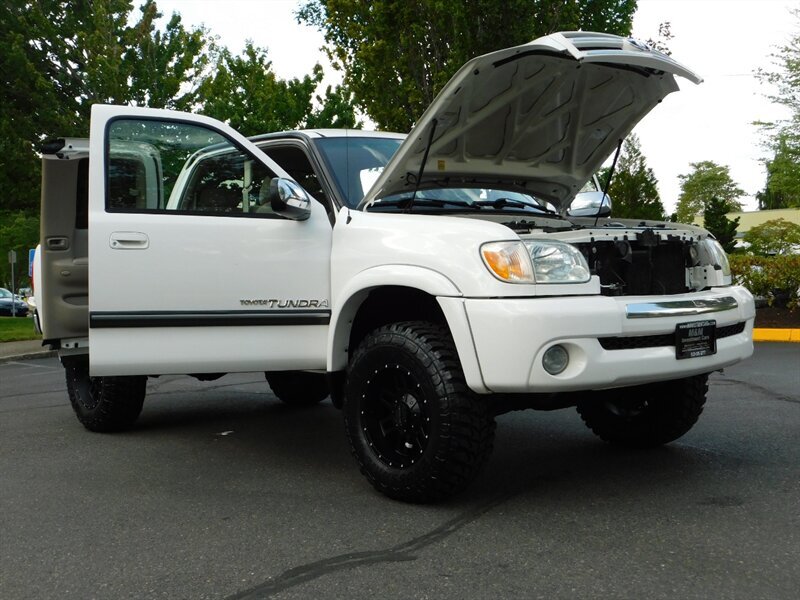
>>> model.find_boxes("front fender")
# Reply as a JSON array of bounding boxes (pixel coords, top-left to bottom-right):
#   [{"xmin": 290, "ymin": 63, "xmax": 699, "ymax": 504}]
[{"xmin": 327, "ymin": 265, "xmax": 462, "ymax": 372}]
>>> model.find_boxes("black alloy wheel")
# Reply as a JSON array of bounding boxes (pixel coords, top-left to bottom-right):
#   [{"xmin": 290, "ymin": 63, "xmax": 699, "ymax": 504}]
[{"xmin": 344, "ymin": 321, "xmax": 495, "ymax": 503}]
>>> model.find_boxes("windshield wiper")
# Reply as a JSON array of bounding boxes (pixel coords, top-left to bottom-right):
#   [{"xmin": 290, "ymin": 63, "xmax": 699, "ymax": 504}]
[
  {"xmin": 474, "ymin": 197, "xmax": 559, "ymax": 215},
  {"xmin": 371, "ymin": 196, "xmax": 481, "ymax": 210}
]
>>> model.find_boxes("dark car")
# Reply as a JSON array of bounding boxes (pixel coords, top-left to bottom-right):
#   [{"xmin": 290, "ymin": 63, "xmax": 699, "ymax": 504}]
[{"xmin": 0, "ymin": 288, "xmax": 29, "ymax": 317}]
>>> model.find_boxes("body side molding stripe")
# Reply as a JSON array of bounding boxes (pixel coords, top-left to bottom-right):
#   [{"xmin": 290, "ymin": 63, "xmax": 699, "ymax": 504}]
[{"xmin": 89, "ymin": 310, "xmax": 331, "ymax": 328}]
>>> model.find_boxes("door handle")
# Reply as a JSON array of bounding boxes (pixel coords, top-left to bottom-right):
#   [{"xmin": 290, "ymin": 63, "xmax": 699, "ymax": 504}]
[
  {"xmin": 109, "ymin": 231, "xmax": 149, "ymax": 249},
  {"xmin": 46, "ymin": 236, "xmax": 69, "ymax": 251}
]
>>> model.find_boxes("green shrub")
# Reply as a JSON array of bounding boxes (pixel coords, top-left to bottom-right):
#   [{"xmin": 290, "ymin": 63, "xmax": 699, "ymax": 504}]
[
  {"xmin": 741, "ymin": 218, "xmax": 800, "ymax": 256},
  {"xmin": 729, "ymin": 254, "xmax": 800, "ymax": 309}
]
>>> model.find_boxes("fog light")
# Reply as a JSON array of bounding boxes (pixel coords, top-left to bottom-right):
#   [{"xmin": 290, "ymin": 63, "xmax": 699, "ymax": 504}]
[{"xmin": 542, "ymin": 345, "xmax": 569, "ymax": 375}]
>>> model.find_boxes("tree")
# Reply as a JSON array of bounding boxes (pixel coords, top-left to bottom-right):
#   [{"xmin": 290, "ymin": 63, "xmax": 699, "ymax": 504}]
[
  {"xmin": 1, "ymin": 1, "xmax": 74, "ymax": 213},
  {"xmin": 0, "ymin": 0, "xmax": 210, "ymax": 214},
  {"xmin": 0, "ymin": 1, "xmax": 356, "ymax": 216},
  {"xmin": 755, "ymin": 8, "xmax": 800, "ymax": 209},
  {"xmin": 600, "ymin": 135, "xmax": 666, "ymax": 220},
  {"xmin": 0, "ymin": 212, "xmax": 39, "ymax": 290},
  {"xmin": 674, "ymin": 161, "xmax": 744, "ymax": 223},
  {"xmin": 305, "ymin": 84, "xmax": 360, "ymax": 130},
  {"xmin": 742, "ymin": 218, "xmax": 800, "ymax": 256},
  {"xmin": 756, "ymin": 131, "xmax": 800, "ymax": 209},
  {"xmin": 298, "ymin": 0, "xmax": 638, "ymax": 131},
  {"xmin": 3, "ymin": 0, "xmax": 208, "ymax": 135},
  {"xmin": 197, "ymin": 44, "xmax": 358, "ymax": 136},
  {"xmin": 703, "ymin": 197, "xmax": 739, "ymax": 254}
]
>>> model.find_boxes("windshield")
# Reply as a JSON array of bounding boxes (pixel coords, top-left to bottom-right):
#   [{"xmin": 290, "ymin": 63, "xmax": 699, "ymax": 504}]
[{"xmin": 314, "ymin": 136, "xmax": 403, "ymax": 208}]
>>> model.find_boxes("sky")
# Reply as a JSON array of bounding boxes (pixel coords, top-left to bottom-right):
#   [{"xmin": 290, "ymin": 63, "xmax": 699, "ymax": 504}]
[{"xmin": 157, "ymin": 0, "xmax": 798, "ymax": 214}]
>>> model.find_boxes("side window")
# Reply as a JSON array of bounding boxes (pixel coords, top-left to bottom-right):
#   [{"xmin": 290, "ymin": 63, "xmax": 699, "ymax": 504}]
[
  {"xmin": 260, "ymin": 144, "xmax": 326, "ymax": 204},
  {"xmin": 106, "ymin": 119, "xmax": 278, "ymax": 216},
  {"xmin": 108, "ymin": 157, "xmax": 148, "ymax": 209}
]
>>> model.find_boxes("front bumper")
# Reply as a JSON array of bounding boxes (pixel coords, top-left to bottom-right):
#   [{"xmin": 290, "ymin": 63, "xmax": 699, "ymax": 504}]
[{"xmin": 443, "ymin": 286, "xmax": 754, "ymax": 394}]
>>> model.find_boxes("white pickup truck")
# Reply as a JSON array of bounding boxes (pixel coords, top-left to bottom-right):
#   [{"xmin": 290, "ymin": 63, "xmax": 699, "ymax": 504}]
[{"xmin": 34, "ymin": 32, "xmax": 754, "ymax": 502}]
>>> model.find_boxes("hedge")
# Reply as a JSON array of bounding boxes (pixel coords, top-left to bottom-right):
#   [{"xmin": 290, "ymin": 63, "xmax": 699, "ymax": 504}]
[{"xmin": 729, "ymin": 254, "xmax": 800, "ymax": 309}]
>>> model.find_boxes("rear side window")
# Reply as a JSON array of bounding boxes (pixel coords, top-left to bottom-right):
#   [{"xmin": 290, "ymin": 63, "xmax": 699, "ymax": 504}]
[{"xmin": 106, "ymin": 119, "xmax": 279, "ymax": 217}]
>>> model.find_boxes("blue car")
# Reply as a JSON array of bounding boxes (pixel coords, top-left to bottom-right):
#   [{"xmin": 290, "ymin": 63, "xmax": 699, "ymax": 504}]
[{"xmin": 0, "ymin": 288, "xmax": 29, "ymax": 317}]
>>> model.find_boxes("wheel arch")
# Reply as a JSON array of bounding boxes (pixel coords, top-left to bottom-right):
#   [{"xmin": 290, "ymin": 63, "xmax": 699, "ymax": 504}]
[{"xmin": 327, "ymin": 266, "xmax": 488, "ymax": 393}]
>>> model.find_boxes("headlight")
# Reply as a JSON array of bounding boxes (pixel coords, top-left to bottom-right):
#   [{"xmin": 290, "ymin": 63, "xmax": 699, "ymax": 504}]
[
  {"xmin": 524, "ymin": 240, "xmax": 591, "ymax": 283},
  {"xmin": 697, "ymin": 238, "xmax": 731, "ymax": 277},
  {"xmin": 481, "ymin": 240, "xmax": 592, "ymax": 284},
  {"xmin": 481, "ymin": 241, "xmax": 535, "ymax": 283}
]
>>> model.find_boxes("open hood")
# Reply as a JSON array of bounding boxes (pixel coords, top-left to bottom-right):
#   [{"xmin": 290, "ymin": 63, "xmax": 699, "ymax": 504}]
[{"xmin": 359, "ymin": 31, "xmax": 701, "ymax": 212}]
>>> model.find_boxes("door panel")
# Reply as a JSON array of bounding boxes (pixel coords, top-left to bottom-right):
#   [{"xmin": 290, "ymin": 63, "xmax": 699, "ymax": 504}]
[
  {"xmin": 39, "ymin": 152, "xmax": 90, "ymax": 341},
  {"xmin": 88, "ymin": 106, "xmax": 331, "ymax": 376}
]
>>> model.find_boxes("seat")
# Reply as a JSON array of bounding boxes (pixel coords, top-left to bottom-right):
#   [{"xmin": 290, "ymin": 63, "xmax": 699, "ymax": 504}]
[{"xmin": 196, "ymin": 186, "xmax": 241, "ymax": 212}]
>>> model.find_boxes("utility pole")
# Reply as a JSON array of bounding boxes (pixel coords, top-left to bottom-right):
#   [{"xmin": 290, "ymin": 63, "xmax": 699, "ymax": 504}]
[{"xmin": 8, "ymin": 250, "xmax": 17, "ymax": 316}]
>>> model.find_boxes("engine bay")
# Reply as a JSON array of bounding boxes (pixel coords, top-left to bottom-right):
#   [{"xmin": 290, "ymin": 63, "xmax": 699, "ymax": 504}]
[
  {"xmin": 573, "ymin": 232, "xmax": 690, "ymax": 296},
  {"xmin": 511, "ymin": 222, "xmax": 731, "ymax": 297}
]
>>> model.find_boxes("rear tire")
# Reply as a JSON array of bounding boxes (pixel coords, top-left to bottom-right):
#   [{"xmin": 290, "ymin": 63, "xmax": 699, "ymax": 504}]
[
  {"xmin": 65, "ymin": 361, "xmax": 146, "ymax": 432},
  {"xmin": 344, "ymin": 321, "xmax": 495, "ymax": 503},
  {"xmin": 576, "ymin": 374, "xmax": 708, "ymax": 448},
  {"xmin": 265, "ymin": 371, "xmax": 329, "ymax": 406}
]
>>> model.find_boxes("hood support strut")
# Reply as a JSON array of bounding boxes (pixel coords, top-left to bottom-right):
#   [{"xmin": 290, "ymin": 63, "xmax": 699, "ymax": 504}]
[
  {"xmin": 595, "ymin": 138, "xmax": 623, "ymax": 226},
  {"xmin": 404, "ymin": 119, "xmax": 438, "ymax": 213}
]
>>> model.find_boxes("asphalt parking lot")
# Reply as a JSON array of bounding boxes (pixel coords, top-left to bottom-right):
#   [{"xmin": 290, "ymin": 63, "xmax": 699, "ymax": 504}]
[{"xmin": 1, "ymin": 343, "xmax": 799, "ymax": 600}]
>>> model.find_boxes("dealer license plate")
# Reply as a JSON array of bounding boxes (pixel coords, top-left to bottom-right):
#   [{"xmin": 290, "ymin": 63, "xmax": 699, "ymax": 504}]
[{"xmin": 676, "ymin": 320, "xmax": 717, "ymax": 360}]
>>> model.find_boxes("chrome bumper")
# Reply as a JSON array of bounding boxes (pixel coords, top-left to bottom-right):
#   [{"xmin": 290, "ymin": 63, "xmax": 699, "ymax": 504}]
[{"xmin": 626, "ymin": 296, "xmax": 738, "ymax": 319}]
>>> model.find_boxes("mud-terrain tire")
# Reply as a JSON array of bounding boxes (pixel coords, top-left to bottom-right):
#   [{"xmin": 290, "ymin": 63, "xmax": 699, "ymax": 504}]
[
  {"xmin": 576, "ymin": 374, "xmax": 709, "ymax": 448},
  {"xmin": 265, "ymin": 371, "xmax": 329, "ymax": 406},
  {"xmin": 344, "ymin": 321, "xmax": 495, "ymax": 503},
  {"xmin": 65, "ymin": 362, "xmax": 147, "ymax": 433}
]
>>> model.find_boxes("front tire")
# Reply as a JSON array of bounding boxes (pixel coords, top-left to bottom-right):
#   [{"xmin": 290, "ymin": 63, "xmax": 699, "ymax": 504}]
[
  {"xmin": 65, "ymin": 360, "xmax": 147, "ymax": 432},
  {"xmin": 576, "ymin": 374, "xmax": 709, "ymax": 447},
  {"xmin": 344, "ymin": 321, "xmax": 495, "ymax": 503}
]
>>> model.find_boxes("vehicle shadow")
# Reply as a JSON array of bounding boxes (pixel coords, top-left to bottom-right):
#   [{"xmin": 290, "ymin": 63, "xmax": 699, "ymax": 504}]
[
  {"xmin": 121, "ymin": 378, "xmax": 736, "ymax": 510},
  {"xmin": 133, "ymin": 387, "xmax": 353, "ymax": 474},
  {"xmin": 467, "ymin": 409, "xmax": 745, "ymax": 511}
]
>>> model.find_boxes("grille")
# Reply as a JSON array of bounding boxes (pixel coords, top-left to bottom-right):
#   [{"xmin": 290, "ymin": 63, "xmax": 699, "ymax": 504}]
[{"xmin": 598, "ymin": 321, "xmax": 746, "ymax": 351}]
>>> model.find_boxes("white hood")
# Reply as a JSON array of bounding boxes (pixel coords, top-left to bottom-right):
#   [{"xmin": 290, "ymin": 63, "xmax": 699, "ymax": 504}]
[{"xmin": 360, "ymin": 31, "xmax": 701, "ymax": 211}]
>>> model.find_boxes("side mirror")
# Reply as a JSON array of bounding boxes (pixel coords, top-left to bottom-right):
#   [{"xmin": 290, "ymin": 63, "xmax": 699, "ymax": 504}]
[
  {"xmin": 269, "ymin": 177, "xmax": 311, "ymax": 221},
  {"xmin": 567, "ymin": 191, "xmax": 612, "ymax": 218}
]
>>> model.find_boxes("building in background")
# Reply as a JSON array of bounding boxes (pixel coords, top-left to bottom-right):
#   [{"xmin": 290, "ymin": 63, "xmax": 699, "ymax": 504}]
[{"xmin": 694, "ymin": 208, "xmax": 800, "ymax": 239}]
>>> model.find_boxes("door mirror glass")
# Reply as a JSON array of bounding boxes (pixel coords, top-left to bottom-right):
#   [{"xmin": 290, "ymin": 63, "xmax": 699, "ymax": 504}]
[{"xmin": 268, "ymin": 178, "xmax": 312, "ymax": 221}]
